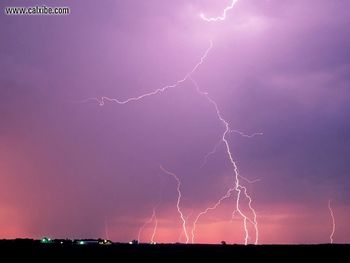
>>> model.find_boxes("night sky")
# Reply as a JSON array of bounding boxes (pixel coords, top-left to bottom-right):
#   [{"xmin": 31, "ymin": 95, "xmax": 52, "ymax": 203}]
[{"xmin": 1, "ymin": 0, "xmax": 350, "ymax": 244}]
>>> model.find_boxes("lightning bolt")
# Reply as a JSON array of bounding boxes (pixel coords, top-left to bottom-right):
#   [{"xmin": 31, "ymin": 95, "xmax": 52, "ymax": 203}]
[
  {"xmin": 200, "ymin": 0, "xmax": 239, "ymax": 22},
  {"xmin": 82, "ymin": 41, "xmax": 213, "ymax": 106},
  {"xmin": 200, "ymin": 140, "xmax": 222, "ymax": 168},
  {"xmin": 190, "ymin": 77, "xmax": 258, "ymax": 245},
  {"xmin": 160, "ymin": 165, "xmax": 189, "ymax": 244},
  {"xmin": 83, "ymin": 0, "xmax": 260, "ymax": 245},
  {"xmin": 231, "ymin": 209, "xmax": 238, "ymax": 223},
  {"xmin": 137, "ymin": 207, "xmax": 158, "ymax": 244},
  {"xmin": 229, "ymin": 130, "xmax": 263, "ymax": 138},
  {"xmin": 191, "ymin": 188, "xmax": 234, "ymax": 244},
  {"xmin": 239, "ymin": 175, "xmax": 261, "ymax": 184},
  {"xmin": 150, "ymin": 212, "xmax": 158, "ymax": 244},
  {"xmin": 104, "ymin": 217, "xmax": 109, "ymax": 240},
  {"xmin": 328, "ymin": 199, "xmax": 336, "ymax": 244},
  {"xmin": 201, "ymin": 131, "xmax": 263, "ymax": 168},
  {"xmin": 137, "ymin": 177, "xmax": 163, "ymax": 244},
  {"xmin": 178, "ymin": 212, "xmax": 193, "ymax": 243}
]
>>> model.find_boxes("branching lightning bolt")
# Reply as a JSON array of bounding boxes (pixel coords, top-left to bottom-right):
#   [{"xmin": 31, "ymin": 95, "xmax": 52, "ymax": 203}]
[
  {"xmin": 82, "ymin": 42, "xmax": 213, "ymax": 106},
  {"xmin": 200, "ymin": 140, "xmax": 223, "ymax": 168},
  {"xmin": 201, "ymin": 131, "xmax": 263, "ymax": 168},
  {"xmin": 190, "ymin": 77, "xmax": 258, "ymax": 245},
  {"xmin": 239, "ymin": 175, "xmax": 261, "ymax": 184},
  {"xmin": 231, "ymin": 209, "xmax": 238, "ymax": 223},
  {"xmin": 178, "ymin": 212, "xmax": 193, "ymax": 243},
  {"xmin": 160, "ymin": 165, "xmax": 189, "ymax": 244},
  {"xmin": 328, "ymin": 199, "xmax": 336, "ymax": 244},
  {"xmin": 229, "ymin": 130, "xmax": 263, "ymax": 138},
  {"xmin": 150, "ymin": 213, "xmax": 158, "ymax": 244},
  {"xmin": 200, "ymin": 0, "xmax": 238, "ymax": 22},
  {"xmin": 137, "ymin": 207, "xmax": 158, "ymax": 244},
  {"xmin": 137, "ymin": 175, "xmax": 163, "ymax": 244},
  {"xmin": 191, "ymin": 188, "xmax": 234, "ymax": 243}
]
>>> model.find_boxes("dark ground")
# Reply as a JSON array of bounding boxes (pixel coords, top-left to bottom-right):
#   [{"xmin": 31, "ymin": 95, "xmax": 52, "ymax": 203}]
[{"xmin": 0, "ymin": 239, "xmax": 348, "ymax": 260}]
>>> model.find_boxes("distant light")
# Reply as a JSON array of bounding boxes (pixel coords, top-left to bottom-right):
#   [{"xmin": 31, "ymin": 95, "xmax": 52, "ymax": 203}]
[
  {"xmin": 41, "ymin": 237, "xmax": 51, "ymax": 244},
  {"xmin": 79, "ymin": 241, "xmax": 85, "ymax": 245},
  {"xmin": 60, "ymin": 241, "xmax": 63, "ymax": 244},
  {"xmin": 129, "ymin": 241, "xmax": 133, "ymax": 245}
]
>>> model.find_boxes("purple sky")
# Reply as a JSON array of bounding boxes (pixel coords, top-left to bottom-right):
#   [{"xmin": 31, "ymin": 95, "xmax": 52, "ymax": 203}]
[{"xmin": 1, "ymin": 0, "xmax": 350, "ymax": 244}]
